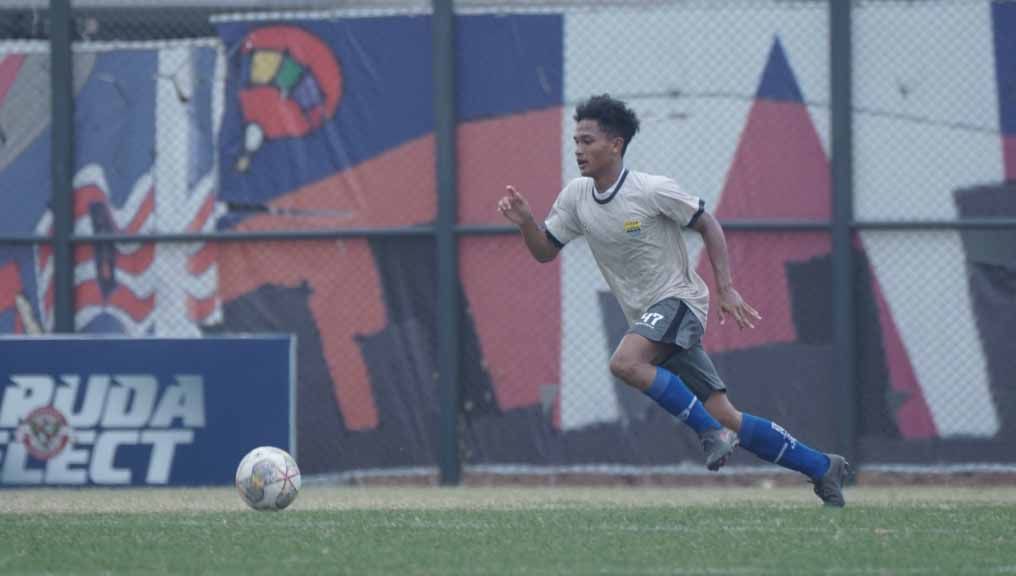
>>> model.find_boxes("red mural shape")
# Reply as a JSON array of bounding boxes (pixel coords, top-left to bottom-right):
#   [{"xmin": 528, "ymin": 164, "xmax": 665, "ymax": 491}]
[
  {"xmin": 457, "ymin": 108, "xmax": 563, "ymax": 411},
  {"xmin": 219, "ymin": 136, "xmax": 437, "ymax": 431},
  {"xmin": 698, "ymin": 39, "xmax": 936, "ymax": 438}
]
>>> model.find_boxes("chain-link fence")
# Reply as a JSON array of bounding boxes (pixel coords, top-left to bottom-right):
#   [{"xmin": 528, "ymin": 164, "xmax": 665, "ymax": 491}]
[
  {"xmin": 852, "ymin": 0, "xmax": 1016, "ymax": 465},
  {"xmin": 0, "ymin": 4, "xmax": 51, "ymax": 339},
  {"xmin": 1, "ymin": 0, "xmax": 1014, "ymax": 481}
]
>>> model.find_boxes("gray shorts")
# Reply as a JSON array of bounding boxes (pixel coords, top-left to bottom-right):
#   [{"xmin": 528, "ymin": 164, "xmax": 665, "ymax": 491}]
[{"xmin": 629, "ymin": 298, "xmax": 727, "ymax": 402}]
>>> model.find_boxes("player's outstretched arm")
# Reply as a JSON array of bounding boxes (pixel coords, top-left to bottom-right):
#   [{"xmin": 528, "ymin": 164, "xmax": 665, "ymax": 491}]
[
  {"xmin": 691, "ymin": 210, "xmax": 762, "ymax": 329},
  {"xmin": 497, "ymin": 185, "xmax": 560, "ymax": 263}
]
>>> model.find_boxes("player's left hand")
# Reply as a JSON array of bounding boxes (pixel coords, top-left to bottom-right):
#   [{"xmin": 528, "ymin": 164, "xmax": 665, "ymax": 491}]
[{"xmin": 717, "ymin": 287, "xmax": 762, "ymax": 330}]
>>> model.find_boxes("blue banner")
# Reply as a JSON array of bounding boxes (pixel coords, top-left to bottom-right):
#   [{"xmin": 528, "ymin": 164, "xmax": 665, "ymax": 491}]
[{"xmin": 0, "ymin": 336, "xmax": 293, "ymax": 486}]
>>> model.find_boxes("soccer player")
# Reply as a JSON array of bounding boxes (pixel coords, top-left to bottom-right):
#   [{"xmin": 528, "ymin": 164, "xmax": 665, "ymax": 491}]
[{"xmin": 497, "ymin": 94, "xmax": 850, "ymax": 507}]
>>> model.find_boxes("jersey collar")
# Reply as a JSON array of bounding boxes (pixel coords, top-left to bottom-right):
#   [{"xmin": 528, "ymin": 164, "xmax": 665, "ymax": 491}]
[{"xmin": 592, "ymin": 168, "xmax": 629, "ymax": 205}]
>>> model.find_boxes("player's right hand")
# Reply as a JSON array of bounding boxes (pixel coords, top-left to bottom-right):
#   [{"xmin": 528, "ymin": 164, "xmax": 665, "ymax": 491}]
[{"xmin": 497, "ymin": 186, "xmax": 535, "ymax": 226}]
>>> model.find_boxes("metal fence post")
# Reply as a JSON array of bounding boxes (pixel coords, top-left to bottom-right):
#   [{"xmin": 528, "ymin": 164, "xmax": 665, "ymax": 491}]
[
  {"xmin": 830, "ymin": 0, "xmax": 857, "ymax": 463},
  {"xmin": 433, "ymin": 0, "xmax": 461, "ymax": 485},
  {"xmin": 50, "ymin": 0, "xmax": 75, "ymax": 333}
]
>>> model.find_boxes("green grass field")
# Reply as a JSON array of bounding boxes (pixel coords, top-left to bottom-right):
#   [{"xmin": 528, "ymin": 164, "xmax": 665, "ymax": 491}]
[{"xmin": 2, "ymin": 485, "xmax": 1016, "ymax": 575}]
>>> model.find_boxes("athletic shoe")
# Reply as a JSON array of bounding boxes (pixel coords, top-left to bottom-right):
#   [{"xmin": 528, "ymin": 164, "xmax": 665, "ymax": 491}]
[
  {"xmin": 812, "ymin": 454, "xmax": 851, "ymax": 507},
  {"xmin": 700, "ymin": 427, "xmax": 739, "ymax": 471}
]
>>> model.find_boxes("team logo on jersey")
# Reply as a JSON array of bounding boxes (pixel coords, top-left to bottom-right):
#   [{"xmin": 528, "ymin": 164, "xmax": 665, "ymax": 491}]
[{"xmin": 623, "ymin": 219, "xmax": 642, "ymax": 235}]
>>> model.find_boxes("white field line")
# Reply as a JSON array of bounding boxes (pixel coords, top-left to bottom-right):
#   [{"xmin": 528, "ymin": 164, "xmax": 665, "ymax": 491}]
[
  {"xmin": 3, "ymin": 485, "xmax": 1016, "ymax": 515},
  {"xmin": 7, "ymin": 515, "xmax": 1001, "ymax": 540}
]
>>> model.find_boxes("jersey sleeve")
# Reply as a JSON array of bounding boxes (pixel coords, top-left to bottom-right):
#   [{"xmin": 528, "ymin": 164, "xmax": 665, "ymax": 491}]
[
  {"xmin": 543, "ymin": 180, "xmax": 583, "ymax": 247},
  {"xmin": 653, "ymin": 177, "xmax": 705, "ymax": 228}
]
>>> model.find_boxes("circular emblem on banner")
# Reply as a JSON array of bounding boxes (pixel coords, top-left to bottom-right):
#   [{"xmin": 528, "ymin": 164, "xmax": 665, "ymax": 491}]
[{"xmin": 19, "ymin": 406, "xmax": 71, "ymax": 460}]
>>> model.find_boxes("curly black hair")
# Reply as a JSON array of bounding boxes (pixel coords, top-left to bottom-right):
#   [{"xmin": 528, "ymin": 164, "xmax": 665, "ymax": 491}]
[{"xmin": 573, "ymin": 94, "xmax": 641, "ymax": 156}]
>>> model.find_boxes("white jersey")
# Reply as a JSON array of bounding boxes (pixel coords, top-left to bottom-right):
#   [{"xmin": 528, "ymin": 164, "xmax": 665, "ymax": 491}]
[{"xmin": 544, "ymin": 168, "xmax": 711, "ymax": 328}]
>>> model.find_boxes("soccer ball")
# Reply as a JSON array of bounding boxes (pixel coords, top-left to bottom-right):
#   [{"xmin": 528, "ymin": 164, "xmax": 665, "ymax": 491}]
[{"xmin": 235, "ymin": 446, "xmax": 301, "ymax": 511}]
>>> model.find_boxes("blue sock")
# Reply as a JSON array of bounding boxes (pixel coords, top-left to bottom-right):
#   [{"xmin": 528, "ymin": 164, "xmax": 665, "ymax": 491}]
[
  {"xmin": 738, "ymin": 413, "xmax": 830, "ymax": 480},
  {"xmin": 643, "ymin": 367, "xmax": 722, "ymax": 435}
]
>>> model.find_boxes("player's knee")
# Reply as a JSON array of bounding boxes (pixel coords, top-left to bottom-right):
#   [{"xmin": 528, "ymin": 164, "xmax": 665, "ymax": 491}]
[{"xmin": 608, "ymin": 354, "xmax": 637, "ymax": 384}]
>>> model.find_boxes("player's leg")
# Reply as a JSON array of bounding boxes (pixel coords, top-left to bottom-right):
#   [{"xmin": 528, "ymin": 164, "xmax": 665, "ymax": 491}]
[
  {"xmin": 728, "ymin": 402, "xmax": 850, "ymax": 507},
  {"xmin": 610, "ymin": 298, "xmax": 726, "ymax": 438},
  {"xmin": 733, "ymin": 405, "xmax": 850, "ymax": 506},
  {"xmin": 607, "ymin": 332, "xmax": 667, "ymax": 391},
  {"xmin": 679, "ymin": 345, "xmax": 849, "ymax": 506},
  {"xmin": 610, "ymin": 333, "xmax": 723, "ymax": 437},
  {"xmin": 659, "ymin": 342, "xmax": 738, "ymax": 470},
  {"xmin": 707, "ymin": 389, "xmax": 834, "ymax": 482}
]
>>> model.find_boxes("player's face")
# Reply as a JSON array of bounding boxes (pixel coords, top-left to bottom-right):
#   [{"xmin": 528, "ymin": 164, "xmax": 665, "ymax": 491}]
[{"xmin": 573, "ymin": 119, "xmax": 622, "ymax": 179}]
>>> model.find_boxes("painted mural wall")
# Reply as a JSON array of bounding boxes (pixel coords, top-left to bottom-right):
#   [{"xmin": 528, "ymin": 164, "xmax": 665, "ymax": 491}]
[{"xmin": 0, "ymin": 1, "xmax": 1012, "ymax": 473}]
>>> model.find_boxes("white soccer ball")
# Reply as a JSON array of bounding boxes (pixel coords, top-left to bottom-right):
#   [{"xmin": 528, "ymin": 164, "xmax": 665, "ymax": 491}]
[{"xmin": 235, "ymin": 446, "xmax": 301, "ymax": 511}]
